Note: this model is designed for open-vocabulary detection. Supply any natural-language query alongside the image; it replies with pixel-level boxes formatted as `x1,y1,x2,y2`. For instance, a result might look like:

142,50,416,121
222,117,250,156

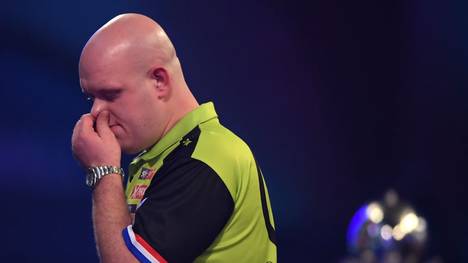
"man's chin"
120,143,145,155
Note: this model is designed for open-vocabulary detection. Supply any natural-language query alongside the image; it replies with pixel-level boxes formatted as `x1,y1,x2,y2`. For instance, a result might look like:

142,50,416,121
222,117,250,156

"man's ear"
151,67,170,100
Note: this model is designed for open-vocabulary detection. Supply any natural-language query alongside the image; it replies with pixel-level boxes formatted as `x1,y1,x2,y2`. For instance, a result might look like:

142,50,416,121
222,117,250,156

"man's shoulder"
195,120,253,164
187,121,254,199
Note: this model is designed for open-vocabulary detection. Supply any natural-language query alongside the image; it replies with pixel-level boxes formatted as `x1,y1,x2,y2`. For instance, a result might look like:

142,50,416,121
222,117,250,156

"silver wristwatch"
86,165,125,188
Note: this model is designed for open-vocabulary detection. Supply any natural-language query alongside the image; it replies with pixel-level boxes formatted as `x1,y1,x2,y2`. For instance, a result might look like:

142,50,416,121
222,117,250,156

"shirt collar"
132,102,218,163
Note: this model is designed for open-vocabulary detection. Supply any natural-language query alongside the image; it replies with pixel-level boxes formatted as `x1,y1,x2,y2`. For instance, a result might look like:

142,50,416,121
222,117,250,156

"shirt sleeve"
122,157,235,263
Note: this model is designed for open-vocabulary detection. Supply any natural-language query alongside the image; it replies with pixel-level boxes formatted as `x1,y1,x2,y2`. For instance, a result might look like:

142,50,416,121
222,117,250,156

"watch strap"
86,165,125,188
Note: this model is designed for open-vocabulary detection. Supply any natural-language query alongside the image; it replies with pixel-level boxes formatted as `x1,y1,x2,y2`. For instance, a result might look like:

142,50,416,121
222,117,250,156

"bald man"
72,13,276,263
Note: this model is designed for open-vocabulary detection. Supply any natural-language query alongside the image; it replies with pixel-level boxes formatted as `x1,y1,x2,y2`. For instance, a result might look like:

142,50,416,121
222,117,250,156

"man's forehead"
79,50,123,86
79,47,140,91
80,78,123,93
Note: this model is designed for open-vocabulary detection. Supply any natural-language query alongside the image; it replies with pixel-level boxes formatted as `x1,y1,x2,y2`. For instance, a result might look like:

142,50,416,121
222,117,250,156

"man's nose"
90,99,104,118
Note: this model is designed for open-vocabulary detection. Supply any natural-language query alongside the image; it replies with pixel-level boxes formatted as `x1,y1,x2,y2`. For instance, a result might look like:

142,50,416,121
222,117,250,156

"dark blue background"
1,0,467,262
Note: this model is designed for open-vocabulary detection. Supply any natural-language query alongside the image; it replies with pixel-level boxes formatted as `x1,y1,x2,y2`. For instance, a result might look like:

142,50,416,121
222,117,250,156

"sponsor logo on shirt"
139,167,156,180
130,184,148,200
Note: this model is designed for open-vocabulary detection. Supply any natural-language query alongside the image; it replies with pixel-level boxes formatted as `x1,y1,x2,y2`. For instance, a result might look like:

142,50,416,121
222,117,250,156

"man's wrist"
86,165,125,188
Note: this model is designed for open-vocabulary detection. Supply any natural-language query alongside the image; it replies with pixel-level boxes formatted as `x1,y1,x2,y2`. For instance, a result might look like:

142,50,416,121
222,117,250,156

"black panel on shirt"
132,126,235,263
255,160,277,246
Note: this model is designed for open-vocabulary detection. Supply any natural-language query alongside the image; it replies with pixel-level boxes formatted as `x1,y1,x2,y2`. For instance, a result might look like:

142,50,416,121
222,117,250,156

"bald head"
79,13,178,78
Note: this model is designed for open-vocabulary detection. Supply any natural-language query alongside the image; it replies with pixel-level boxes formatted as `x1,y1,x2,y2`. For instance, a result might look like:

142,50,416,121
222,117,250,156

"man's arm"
92,174,138,263
72,111,139,263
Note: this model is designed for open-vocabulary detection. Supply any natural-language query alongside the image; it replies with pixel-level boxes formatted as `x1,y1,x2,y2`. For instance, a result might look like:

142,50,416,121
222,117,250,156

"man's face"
79,54,164,154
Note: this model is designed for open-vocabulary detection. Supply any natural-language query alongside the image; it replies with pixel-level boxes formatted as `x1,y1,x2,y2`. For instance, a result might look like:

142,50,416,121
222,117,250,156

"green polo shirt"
122,102,277,263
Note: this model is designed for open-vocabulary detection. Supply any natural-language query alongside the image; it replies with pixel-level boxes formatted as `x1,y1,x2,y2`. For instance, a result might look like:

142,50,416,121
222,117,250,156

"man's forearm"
92,174,138,263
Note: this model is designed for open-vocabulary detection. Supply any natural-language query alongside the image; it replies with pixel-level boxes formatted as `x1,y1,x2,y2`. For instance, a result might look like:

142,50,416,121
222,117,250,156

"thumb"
96,111,111,138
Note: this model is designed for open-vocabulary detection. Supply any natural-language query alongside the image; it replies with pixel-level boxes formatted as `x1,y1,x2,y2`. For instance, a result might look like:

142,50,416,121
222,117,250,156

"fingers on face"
72,114,95,143
72,112,115,153
96,111,110,137
80,113,95,130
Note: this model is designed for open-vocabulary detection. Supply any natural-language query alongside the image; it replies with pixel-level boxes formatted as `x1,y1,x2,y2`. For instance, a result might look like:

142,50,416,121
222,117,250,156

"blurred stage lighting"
341,190,441,263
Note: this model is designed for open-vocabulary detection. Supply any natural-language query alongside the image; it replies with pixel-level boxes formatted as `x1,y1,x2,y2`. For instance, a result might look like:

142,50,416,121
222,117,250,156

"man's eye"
103,91,121,101
103,95,116,101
